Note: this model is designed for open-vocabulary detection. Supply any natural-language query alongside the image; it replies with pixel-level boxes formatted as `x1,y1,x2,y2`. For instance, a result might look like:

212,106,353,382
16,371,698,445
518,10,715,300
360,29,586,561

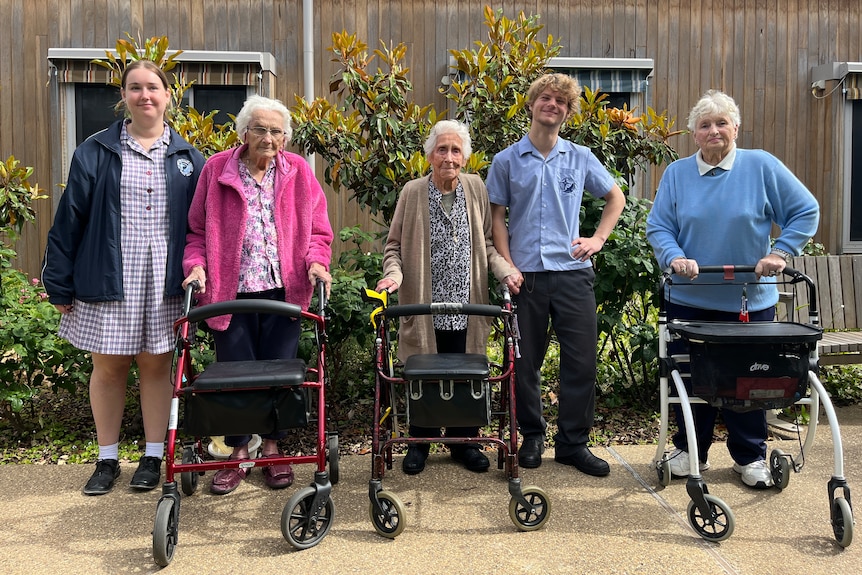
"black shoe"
83,459,120,496
130,456,162,490
518,437,545,469
555,447,610,477
451,446,490,473
402,445,429,475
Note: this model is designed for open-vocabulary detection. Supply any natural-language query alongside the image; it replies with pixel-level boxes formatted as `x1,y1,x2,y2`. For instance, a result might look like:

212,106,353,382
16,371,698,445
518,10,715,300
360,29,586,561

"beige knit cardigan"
381,173,518,362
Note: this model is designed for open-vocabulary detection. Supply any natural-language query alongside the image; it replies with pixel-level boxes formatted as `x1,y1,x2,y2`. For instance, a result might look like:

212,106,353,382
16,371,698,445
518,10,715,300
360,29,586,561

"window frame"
812,61,862,253
549,57,655,198
843,98,862,252
46,48,276,211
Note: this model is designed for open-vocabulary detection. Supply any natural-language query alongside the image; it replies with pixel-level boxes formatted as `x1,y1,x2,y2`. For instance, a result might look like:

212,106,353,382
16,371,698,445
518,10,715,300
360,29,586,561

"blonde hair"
526,73,582,119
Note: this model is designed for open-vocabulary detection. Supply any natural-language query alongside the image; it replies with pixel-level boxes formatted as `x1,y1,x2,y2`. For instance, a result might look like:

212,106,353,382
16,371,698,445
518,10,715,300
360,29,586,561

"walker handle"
183,280,200,316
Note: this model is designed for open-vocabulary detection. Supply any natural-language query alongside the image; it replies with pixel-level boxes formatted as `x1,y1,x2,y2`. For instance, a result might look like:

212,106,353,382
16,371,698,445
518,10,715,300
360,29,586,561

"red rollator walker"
364,287,551,538
152,280,338,566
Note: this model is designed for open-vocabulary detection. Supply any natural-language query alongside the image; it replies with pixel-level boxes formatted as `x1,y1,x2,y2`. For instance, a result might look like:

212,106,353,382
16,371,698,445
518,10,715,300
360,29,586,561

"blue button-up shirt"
486,135,615,272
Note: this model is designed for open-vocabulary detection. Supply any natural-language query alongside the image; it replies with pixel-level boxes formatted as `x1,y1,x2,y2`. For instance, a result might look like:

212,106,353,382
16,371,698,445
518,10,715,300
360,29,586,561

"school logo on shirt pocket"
558,168,580,194
177,158,194,177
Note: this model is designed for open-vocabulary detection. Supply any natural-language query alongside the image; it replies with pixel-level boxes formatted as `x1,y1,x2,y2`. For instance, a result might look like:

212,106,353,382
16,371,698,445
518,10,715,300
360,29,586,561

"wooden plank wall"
789,255,862,329
1,0,861,276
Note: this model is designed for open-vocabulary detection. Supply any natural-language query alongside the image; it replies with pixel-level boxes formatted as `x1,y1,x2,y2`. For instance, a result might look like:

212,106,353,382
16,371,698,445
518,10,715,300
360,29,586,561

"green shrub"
0,155,47,240
0,262,91,431
291,31,436,225
821,365,862,405
445,6,560,165
291,7,685,410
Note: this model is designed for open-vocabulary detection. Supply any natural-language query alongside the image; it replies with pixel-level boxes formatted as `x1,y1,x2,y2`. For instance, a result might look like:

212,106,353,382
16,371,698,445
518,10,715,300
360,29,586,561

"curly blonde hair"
526,73,582,120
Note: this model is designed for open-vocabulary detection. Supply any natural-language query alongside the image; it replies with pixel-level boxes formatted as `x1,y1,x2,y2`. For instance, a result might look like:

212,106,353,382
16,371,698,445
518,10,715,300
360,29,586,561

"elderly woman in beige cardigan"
376,120,518,475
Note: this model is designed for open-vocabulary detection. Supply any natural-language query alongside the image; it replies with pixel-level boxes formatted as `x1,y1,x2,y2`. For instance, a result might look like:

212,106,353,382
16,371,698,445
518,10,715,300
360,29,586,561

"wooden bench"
782,255,862,366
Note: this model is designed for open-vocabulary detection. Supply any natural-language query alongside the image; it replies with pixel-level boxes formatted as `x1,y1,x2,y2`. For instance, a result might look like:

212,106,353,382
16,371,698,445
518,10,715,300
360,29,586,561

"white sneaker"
667,448,710,477
733,459,774,489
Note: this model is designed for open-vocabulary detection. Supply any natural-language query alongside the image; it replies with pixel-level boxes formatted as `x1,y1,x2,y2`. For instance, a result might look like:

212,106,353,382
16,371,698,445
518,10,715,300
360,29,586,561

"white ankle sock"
98,443,119,461
144,442,164,459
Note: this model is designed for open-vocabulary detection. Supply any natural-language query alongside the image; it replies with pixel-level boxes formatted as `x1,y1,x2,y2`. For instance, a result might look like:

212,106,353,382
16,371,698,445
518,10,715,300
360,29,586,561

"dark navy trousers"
666,300,774,465
212,288,302,448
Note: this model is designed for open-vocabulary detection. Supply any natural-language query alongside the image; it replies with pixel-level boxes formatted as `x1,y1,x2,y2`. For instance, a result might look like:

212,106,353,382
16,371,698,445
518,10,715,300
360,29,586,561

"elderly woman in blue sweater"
646,89,819,489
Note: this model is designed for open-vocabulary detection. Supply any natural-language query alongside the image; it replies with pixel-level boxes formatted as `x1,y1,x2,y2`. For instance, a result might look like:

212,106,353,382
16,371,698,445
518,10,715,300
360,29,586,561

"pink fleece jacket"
183,145,333,331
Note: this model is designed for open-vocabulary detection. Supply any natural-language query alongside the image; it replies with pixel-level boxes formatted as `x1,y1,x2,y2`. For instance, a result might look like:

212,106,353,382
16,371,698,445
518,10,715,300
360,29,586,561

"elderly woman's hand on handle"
183,265,207,294
308,262,332,299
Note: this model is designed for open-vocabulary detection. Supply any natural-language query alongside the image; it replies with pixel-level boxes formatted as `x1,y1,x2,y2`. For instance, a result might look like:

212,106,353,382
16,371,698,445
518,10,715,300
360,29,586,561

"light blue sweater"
646,148,819,313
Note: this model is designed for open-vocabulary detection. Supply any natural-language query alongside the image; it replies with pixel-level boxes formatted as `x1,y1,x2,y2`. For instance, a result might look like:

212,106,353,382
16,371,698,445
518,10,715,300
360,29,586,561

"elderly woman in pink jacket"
182,95,333,495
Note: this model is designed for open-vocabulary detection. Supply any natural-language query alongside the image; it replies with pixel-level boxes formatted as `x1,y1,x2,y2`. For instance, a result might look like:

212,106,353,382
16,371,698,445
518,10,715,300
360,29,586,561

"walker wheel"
180,446,200,496
281,486,335,550
831,497,854,548
369,490,405,538
327,433,340,485
687,494,735,542
657,459,672,487
152,497,179,567
769,449,791,490
509,486,551,531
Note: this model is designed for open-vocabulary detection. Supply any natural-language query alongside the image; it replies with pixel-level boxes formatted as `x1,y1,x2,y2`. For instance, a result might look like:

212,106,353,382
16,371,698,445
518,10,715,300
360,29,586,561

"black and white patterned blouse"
428,178,471,331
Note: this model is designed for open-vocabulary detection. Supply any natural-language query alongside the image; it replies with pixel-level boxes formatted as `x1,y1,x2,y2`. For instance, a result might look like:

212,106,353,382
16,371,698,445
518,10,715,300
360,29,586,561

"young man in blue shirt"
487,73,626,476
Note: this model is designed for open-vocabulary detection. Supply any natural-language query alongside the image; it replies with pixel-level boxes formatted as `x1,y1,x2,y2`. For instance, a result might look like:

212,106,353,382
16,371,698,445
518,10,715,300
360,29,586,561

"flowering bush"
0,258,91,430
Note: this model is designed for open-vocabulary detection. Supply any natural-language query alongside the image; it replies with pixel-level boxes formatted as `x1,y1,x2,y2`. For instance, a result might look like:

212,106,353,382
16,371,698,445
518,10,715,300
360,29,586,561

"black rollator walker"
363,287,551,538
152,280,338,566
655,265,853,546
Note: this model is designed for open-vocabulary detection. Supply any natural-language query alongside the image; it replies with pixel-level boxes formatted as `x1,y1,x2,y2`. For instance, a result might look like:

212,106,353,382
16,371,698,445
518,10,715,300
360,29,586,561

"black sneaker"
130,456,162,490
83,459,120,496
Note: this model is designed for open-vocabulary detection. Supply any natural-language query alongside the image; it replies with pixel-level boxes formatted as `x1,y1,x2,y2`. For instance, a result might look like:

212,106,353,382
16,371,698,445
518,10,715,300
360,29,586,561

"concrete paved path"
1,405,860,574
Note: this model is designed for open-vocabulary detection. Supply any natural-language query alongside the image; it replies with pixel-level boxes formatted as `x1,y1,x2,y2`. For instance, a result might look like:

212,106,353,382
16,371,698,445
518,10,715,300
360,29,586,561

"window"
74,84,121,146
550,58,654,110
550,57,654,197
72,84,248,147
813,61,862,253
47,49,276,208
849,99,862,244
187,85,248,127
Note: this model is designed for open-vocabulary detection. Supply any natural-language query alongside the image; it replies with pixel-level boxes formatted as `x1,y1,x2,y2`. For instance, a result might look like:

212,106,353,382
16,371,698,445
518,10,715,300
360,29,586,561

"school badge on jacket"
177,158,194,177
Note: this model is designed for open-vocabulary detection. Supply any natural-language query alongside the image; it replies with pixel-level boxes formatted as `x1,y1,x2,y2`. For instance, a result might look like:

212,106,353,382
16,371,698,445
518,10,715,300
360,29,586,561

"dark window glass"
75,84,121,145
191,86,247,126
603,93,631,110
851,100,862,241
73,84,246,145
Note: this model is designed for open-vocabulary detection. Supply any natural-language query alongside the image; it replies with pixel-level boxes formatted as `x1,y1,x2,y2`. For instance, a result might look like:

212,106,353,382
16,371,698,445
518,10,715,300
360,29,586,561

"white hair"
234,94,293,142
423,120,472,161
687,89,741,132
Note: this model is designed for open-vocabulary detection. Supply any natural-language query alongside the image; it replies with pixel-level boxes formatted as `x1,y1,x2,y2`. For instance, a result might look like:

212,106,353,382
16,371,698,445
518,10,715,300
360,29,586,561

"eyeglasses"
246,126,285,138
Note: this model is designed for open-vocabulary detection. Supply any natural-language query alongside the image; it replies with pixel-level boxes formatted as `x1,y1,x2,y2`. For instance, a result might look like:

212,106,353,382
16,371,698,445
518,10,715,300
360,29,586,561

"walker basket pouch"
674,321,822,411
183,358,309,436
404,353,491,427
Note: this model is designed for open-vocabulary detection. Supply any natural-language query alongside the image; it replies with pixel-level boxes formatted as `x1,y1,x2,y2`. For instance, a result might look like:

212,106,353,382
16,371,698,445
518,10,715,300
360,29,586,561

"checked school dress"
58,123,183,356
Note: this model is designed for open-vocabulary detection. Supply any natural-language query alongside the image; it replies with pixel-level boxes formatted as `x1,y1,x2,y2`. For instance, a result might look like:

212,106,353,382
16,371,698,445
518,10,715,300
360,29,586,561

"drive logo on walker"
749,362,771,372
